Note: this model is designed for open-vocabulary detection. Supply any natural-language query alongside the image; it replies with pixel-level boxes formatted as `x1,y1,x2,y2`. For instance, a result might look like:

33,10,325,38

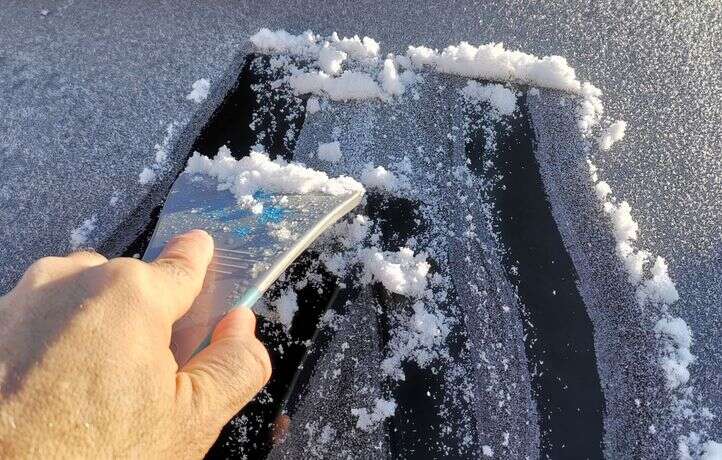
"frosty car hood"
0,1,720,458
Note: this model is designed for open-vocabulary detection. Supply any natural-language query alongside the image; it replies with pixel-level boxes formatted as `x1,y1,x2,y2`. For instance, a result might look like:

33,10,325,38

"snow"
679,433,722,460
306,97,321,114
323,214,371,249
604,200,639,244
598,120,627,150
318,44,347,75
249,28,318,55
701,441,722,460
138,122,177,185
482,445,494,457
616,241,650,284
380,300,451,381
380,58,405,96
317,141,343,163
594,180,612,200
186,78,210,103
69,216,97,249
275,288,299,330
360,164,404,192
637,256,681,306
359,247,430,298
138,167,156,185
461,81,517,117
406,41,582,93
0,7,718,459
185,145,364,214
289,70,383,101
577,82,604,134
654,315,694,390
351,398,397,431
329,32,380,59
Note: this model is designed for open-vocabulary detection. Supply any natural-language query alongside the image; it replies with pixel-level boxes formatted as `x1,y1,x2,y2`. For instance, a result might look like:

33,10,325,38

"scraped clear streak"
142,171,364,365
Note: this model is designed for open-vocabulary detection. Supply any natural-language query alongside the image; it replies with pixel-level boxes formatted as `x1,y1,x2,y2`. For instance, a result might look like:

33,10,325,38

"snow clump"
360,164,407,192
598,120,627,150
359,247,430,298
653,315,694,390
351,398,397,432
186,78,210,103
185,145,364,214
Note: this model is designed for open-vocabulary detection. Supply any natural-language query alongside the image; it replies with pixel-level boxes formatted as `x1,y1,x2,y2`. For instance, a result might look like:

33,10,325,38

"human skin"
0,230,271,458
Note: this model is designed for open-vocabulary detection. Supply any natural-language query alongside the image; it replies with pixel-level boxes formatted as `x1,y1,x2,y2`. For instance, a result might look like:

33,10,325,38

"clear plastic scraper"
143,171,363,366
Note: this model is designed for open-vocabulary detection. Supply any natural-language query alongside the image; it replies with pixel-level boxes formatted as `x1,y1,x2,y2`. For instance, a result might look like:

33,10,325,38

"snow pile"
329,32,380,59
406,41,581,93
186,78,210,103
637,257,681,306
185,146,364,214
69,215,97,249
653,315,694,390
461,81,517,118
350,398,397,431
251,29,393,101
250,28,627,149
380,58,405,96
359,247,430,298
482,445,494,457
250,29,379,61
317,141,343,163
288,70,382,101
318,43,347,75
577,82,604,134
598,120,627,150
597,192,681,307
250,28,319,55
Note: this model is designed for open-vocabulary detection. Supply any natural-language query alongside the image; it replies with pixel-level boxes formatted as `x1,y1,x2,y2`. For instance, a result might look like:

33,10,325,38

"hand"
0,230,271,459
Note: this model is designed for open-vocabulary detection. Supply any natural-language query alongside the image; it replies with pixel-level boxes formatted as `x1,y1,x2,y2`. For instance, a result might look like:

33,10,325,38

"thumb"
150,229,214,322
176,308,272,428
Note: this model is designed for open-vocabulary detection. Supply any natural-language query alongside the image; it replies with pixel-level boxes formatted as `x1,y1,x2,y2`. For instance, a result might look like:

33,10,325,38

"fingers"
149,230,214,322
176,308,271,431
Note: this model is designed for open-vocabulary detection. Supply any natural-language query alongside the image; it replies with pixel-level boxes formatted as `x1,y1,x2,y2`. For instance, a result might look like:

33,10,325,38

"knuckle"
157,255,196,281
28,256,64,273
23,256,66,282
102,258,153,294
69,250,108,265
241,338,273,386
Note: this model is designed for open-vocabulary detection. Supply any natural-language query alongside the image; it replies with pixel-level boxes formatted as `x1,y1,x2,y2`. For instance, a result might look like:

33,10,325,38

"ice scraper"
142,170,363,366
